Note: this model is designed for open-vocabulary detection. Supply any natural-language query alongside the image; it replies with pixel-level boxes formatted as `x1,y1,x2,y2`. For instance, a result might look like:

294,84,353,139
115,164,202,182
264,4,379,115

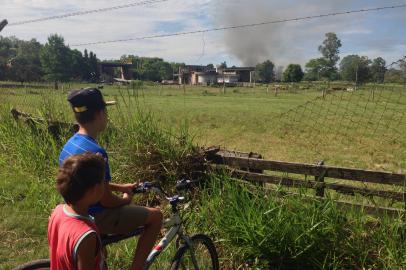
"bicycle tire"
171,234,219,270
12,259,50,270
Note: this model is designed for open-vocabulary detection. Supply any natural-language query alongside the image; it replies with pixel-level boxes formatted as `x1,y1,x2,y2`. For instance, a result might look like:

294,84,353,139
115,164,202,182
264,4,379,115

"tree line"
0,33,405,84
0,34,99,83
0,34,185,83
255,32,406,84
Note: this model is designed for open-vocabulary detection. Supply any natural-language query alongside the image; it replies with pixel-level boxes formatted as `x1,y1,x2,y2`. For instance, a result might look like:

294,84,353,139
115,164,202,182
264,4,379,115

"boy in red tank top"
48,153,106,270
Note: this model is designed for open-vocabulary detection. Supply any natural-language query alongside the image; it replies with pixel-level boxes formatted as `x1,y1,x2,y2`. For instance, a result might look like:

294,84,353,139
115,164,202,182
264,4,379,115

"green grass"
0,155,52,269
2,83,405,171
0,81,405,269
194,175,406,269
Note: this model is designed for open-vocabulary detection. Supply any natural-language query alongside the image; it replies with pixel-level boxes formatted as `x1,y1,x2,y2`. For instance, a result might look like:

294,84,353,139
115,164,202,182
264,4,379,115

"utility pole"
0,19,8,32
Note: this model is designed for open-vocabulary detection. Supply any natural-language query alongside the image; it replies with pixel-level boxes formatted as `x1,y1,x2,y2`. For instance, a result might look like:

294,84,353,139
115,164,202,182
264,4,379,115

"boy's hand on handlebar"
122,192,133,204
119,183,138,195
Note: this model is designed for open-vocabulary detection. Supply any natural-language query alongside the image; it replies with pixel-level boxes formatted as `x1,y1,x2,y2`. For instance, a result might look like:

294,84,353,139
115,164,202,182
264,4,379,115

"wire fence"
1,80,405,172
274,84,406,158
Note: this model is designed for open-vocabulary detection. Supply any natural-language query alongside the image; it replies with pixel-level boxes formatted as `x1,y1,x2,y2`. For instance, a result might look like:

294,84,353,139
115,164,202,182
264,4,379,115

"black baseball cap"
68,88,116,113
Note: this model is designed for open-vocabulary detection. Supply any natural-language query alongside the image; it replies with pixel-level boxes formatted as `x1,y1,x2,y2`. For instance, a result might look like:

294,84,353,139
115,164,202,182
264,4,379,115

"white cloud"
341,28,372,35
1,0,405,66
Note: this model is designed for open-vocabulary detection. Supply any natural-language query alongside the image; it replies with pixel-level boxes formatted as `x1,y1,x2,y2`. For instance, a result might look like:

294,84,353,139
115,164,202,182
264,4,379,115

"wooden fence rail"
205,147,406,215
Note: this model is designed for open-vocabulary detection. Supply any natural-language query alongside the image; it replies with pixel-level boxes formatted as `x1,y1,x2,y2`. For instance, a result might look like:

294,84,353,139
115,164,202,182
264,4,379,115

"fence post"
315,160,326,197
372,87,375,101
403,179,406,210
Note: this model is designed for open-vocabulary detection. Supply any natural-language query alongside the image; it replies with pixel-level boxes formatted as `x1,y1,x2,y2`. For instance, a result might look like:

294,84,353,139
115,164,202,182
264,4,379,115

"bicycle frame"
144,211,181,269
103,183,201,270
144,187,198,269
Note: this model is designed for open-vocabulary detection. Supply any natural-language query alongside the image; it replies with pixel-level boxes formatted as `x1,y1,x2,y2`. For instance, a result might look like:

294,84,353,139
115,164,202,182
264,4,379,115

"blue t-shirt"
59,133,111,215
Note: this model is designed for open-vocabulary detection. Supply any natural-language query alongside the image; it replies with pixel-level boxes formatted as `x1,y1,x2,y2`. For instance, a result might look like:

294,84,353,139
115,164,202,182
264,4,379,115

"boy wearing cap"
59,88,162,270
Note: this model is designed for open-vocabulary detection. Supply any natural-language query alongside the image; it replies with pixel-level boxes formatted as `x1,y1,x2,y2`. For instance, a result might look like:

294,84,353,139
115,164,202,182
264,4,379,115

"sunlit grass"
0,82,405,269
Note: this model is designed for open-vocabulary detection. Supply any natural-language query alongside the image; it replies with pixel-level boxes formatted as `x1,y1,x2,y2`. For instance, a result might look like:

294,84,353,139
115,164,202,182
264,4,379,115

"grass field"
0,82,405,269
2,82,405,170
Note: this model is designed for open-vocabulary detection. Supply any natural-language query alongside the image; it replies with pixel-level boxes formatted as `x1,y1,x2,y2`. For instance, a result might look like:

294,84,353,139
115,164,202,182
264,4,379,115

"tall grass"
0,90,200,269
1,86,405,269
191,174,406,269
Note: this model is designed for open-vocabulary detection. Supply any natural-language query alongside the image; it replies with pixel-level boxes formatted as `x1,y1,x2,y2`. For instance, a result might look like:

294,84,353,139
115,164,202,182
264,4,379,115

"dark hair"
57,153,105,204
73,108,104,125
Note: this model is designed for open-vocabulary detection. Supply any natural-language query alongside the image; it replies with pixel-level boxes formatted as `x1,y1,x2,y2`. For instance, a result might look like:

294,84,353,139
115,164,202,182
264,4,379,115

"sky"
1,0,405,67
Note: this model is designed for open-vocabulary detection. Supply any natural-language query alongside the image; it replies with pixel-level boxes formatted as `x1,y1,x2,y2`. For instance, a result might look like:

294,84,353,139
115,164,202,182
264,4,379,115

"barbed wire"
8,0,170,26
70,3,406,46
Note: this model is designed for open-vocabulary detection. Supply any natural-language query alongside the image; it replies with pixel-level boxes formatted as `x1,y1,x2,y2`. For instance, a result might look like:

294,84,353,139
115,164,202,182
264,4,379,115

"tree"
319,32,342,67
88,51,99,82
400,59,406,73
206,63,214,69
0,36,17,80
385,60,406,83
70,49,85,80
80,49,93,81
283,64,304,82
318,32,342,79
385,68,404,83
158,61,173,80
274,66,284,82
339,55,371,84
303,58,329,81
255,60,275,83
40,34,72,82
1,38,43,82
370,57,386,83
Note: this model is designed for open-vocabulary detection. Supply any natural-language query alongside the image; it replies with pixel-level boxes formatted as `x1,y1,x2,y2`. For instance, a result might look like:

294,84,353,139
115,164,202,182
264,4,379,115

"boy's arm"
76,233,97,270
109,182,137,194
99,182,133,207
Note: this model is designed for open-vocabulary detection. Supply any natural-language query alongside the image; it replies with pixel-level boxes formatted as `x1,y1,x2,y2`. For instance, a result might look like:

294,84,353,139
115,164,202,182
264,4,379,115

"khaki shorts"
94,204,149,235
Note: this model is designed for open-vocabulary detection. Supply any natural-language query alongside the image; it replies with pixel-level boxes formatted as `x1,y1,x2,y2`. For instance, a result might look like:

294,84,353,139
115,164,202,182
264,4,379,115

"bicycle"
13,180,219,270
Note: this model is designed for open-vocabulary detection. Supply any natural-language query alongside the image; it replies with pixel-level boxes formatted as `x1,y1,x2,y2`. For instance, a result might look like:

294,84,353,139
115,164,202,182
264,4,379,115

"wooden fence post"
403,188,406,210
315,160,326,197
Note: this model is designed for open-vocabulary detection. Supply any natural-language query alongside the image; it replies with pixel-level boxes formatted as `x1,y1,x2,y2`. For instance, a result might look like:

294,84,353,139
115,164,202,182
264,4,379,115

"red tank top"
48,204,105,270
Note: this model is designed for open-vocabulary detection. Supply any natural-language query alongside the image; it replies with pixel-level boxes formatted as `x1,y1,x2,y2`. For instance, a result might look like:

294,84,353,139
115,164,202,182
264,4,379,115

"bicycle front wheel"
171,234,219,270
12,259,50,270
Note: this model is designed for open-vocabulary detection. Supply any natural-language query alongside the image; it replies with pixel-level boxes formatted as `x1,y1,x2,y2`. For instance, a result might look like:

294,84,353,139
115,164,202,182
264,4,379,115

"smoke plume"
210,0,356,66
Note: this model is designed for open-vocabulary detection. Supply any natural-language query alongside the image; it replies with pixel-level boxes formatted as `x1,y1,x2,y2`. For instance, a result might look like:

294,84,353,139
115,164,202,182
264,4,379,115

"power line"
71,3,406,47
8,0,169,26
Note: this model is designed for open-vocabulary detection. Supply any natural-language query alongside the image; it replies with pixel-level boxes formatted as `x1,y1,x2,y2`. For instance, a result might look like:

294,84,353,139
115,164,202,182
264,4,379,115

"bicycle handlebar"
175,179,200,191
132,181,156,194
132,179,200,198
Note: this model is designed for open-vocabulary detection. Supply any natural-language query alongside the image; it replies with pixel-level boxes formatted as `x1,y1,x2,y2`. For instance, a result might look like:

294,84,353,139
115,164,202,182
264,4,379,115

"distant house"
100,62,133,82
175,65,255,85
217,72,239,84
216,66,255,85
176,65,215,85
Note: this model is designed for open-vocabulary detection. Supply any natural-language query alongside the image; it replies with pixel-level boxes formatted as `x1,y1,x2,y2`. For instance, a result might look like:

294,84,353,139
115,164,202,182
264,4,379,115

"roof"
223,67,255,72
101,62,132,67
